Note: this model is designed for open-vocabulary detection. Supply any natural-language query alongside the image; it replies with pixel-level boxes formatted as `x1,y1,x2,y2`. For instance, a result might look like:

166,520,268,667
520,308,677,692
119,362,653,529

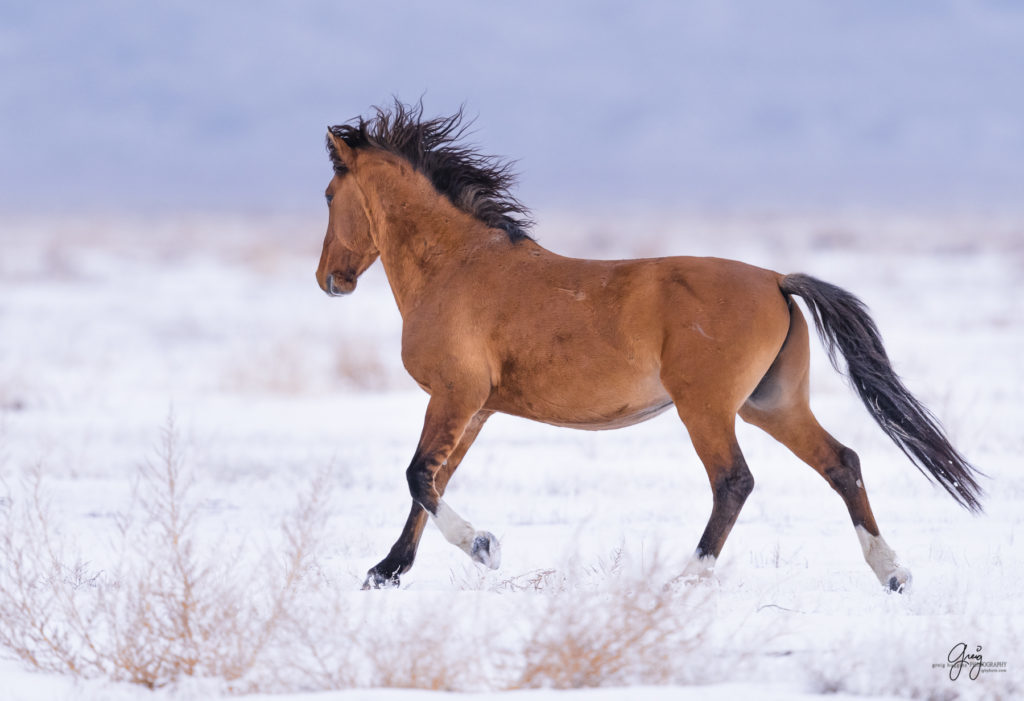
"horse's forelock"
326,122,369,176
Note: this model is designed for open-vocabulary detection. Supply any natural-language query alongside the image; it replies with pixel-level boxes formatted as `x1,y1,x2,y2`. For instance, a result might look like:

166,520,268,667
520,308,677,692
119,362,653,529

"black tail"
780,273,983,512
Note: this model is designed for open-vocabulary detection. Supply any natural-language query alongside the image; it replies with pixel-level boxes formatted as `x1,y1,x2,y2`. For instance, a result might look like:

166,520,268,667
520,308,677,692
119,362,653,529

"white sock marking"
431,500,476,553
855,525,910,587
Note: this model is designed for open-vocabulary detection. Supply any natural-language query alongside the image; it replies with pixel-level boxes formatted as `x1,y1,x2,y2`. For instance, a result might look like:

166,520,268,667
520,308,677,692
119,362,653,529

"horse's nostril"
324,272,354,296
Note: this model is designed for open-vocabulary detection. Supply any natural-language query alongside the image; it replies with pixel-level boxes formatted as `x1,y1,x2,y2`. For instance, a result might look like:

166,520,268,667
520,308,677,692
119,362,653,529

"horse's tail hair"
779,273,983,512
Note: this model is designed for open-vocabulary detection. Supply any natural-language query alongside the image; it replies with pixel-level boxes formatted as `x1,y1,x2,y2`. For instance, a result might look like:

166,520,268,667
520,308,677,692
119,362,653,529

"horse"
315,101,982,592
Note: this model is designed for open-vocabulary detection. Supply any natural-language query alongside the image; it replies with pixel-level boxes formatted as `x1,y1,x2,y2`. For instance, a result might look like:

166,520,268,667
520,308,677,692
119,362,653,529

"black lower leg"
695,455,755,559
823,445,881,536
405,451,441,514
363,502,428,589
362,454,438,589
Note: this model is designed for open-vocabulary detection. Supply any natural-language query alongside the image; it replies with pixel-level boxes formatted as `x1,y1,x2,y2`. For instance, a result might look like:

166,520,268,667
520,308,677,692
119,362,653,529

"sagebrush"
0,420,725,693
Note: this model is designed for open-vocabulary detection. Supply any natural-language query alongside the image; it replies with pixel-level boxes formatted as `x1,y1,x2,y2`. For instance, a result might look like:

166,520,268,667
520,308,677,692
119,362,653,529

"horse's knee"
406,456,438,513
824,447,863,498
838,446,861,471
714,458,755,506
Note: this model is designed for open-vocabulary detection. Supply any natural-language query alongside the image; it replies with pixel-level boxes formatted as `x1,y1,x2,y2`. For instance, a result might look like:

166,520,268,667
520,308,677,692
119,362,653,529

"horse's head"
316,131,379,297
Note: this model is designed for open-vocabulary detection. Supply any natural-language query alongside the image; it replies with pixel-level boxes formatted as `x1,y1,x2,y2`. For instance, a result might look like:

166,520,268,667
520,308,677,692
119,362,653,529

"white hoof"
674,553,716,584
884,566,912,593
856,526,911,594
686,553,716,576
470,531,501,569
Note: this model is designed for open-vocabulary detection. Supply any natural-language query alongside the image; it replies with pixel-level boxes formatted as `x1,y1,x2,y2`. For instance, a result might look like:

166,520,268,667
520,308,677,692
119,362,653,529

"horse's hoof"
470,531,501,569
885,566,912,594
681,553,716,580
361,568,401,590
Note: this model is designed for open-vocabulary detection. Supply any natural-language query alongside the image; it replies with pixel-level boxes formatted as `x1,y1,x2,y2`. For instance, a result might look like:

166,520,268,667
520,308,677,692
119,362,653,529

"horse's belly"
484,374,674,431
537,398,675,430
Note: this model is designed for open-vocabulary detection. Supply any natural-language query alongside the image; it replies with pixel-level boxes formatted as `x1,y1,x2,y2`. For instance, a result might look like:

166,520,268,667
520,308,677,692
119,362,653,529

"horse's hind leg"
739,305,911,591
362,409,493,589
742,400,910,591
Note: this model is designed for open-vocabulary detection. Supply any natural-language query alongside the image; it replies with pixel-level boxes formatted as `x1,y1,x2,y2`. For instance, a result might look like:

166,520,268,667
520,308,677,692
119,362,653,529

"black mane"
327,100,534,242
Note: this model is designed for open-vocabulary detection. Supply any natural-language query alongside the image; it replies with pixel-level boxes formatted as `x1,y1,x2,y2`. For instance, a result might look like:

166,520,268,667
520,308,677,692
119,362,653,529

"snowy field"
0,213,1021,700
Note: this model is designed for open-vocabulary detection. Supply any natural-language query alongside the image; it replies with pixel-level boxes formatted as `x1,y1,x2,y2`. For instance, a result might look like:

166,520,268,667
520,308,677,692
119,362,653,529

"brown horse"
316,102,982,592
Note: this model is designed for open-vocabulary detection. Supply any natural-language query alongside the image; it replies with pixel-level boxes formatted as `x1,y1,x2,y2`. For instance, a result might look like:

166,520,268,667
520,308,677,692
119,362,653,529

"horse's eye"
325,194,334,206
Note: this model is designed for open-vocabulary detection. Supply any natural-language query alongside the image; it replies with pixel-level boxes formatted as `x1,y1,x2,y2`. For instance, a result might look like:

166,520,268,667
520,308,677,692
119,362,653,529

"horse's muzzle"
324,272,356,297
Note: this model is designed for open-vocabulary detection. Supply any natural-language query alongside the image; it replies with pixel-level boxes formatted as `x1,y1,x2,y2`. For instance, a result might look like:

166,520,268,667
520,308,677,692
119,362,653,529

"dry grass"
222,341,314,395
0,416,332,691
513,580,686,688
359,606,493,691
333,345,392,391
0,421,735,694
222,340,395,394
314,554,722,692
444,549,723,689
510,553,718,689
6,417,924,698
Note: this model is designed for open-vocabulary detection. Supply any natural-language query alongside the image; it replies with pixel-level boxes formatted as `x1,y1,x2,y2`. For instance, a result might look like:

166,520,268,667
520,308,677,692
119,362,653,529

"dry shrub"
294,552,721,692
359,601,494,691
443,549,723,689
1,420,733,694
221,342,318,395
222,341,394,394
510,553,716,689
334,345,391,391
0,416,333,691
455,567,563,592
281,579,504,691
515,585,679,688
0,466,92,677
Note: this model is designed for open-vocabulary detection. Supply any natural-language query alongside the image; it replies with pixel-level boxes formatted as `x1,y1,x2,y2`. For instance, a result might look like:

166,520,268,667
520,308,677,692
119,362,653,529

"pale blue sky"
3,1,1023,214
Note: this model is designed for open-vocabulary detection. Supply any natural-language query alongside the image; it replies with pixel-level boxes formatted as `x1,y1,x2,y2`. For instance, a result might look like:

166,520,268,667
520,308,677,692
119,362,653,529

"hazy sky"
3,1,1023,215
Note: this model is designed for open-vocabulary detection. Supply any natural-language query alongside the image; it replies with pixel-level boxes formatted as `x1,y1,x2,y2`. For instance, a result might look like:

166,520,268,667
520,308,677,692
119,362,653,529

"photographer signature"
947,642,983,681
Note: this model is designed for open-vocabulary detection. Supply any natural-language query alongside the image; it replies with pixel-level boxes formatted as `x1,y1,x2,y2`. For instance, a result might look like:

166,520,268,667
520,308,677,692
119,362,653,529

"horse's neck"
368,182,489,317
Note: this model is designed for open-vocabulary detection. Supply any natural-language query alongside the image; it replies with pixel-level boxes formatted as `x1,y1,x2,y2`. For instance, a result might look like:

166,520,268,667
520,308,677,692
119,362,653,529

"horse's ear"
326,130,356,171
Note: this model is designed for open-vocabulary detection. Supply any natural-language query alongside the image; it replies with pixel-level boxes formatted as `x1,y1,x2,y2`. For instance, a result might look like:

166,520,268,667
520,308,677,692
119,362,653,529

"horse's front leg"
408,396,501,569
362,409,493,589
362,386,496,588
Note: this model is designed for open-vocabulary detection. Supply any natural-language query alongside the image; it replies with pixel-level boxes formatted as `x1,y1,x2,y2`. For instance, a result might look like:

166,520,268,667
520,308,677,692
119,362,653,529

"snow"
0,212,1021,699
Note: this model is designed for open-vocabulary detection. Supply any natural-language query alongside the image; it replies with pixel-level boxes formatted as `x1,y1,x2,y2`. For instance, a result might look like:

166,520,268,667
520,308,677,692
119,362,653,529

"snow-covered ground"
0,213,1021,700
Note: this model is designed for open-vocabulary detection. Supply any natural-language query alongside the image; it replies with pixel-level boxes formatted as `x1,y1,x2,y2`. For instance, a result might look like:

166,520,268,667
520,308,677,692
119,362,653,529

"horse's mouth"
325,272,356,297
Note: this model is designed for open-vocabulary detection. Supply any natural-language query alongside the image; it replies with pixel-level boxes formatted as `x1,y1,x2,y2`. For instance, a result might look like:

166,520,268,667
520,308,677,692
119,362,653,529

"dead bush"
334,345,392,391
0,416,333,691
1,421,739,694
510,555,716,689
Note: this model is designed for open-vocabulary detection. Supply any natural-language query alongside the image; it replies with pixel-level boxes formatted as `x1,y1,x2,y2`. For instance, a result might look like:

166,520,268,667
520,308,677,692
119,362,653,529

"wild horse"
315,101,981,592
